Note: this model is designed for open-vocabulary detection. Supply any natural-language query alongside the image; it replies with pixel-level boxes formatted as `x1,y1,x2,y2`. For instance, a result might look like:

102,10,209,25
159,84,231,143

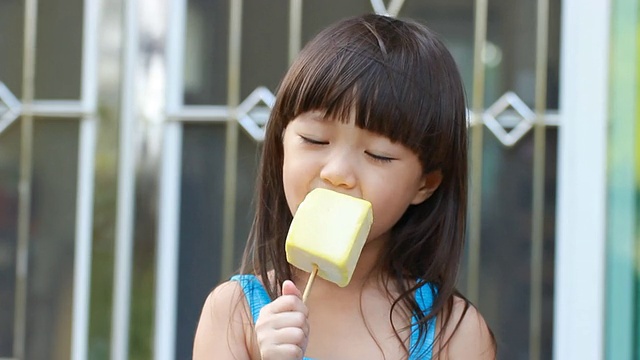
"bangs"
284,51,428,150
272,15,465,173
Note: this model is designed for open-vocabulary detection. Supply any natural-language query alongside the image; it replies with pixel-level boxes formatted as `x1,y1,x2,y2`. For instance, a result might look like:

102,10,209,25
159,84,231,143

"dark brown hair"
241,13,486,356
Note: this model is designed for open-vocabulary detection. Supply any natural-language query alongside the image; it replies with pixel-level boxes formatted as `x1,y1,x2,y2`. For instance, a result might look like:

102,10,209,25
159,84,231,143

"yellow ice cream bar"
285,188,373,287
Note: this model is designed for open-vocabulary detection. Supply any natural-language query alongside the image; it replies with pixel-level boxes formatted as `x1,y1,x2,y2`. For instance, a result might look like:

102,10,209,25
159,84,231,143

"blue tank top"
231,274,436,360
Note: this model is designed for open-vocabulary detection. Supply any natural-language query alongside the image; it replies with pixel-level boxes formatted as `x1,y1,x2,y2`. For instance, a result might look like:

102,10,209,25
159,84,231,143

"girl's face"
282,111,441,242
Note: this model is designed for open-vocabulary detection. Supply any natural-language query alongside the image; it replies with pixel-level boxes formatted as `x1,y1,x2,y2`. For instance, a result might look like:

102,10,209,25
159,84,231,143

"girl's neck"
349,233,387,285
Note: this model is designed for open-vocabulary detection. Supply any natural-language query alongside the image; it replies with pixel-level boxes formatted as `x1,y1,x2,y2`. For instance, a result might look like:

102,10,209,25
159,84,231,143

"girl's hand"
255,280,310,360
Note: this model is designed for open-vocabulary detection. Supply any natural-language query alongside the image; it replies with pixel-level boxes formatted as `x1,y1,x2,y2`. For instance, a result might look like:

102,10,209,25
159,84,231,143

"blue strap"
230,274,272,324
409,283,437,360
231,274,436,360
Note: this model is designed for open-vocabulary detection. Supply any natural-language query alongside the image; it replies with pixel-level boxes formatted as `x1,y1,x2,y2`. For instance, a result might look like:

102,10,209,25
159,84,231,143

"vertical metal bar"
13,0,38,357
221,0,243,278
288,0,302,64
530,1,549,359
72,118,97,360
111,0,138,358
554,0,609,358
153,122,183,360
467,0,488,304
153,0,185,357
71,0,99,358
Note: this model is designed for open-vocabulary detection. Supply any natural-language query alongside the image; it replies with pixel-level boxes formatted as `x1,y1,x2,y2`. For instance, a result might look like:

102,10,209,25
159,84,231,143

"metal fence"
0,0,570,359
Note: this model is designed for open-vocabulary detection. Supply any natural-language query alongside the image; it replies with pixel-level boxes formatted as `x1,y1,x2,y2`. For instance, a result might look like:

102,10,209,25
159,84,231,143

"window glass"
240,0,288,100
0,122,20,357
26,120,79,359
175,122,261,359
35,0,83,99
0,1,24,97
402,0,561,109
474,129,557,359
184,0,229,105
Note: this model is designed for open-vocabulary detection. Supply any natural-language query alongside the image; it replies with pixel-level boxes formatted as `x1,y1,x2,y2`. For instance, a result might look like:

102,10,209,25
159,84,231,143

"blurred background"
0,0,637,359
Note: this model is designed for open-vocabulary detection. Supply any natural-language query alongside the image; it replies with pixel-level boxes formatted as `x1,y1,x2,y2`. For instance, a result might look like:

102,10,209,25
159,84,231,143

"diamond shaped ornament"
370,0,405,17
0,82,22,135
237,87,275,142
483,92,536,147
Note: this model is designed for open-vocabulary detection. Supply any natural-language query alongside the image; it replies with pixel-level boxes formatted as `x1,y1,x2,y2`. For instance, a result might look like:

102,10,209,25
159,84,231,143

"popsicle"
285,188,373,303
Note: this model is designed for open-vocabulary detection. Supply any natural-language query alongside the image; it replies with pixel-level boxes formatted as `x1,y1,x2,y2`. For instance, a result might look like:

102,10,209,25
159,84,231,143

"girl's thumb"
281,280,302,298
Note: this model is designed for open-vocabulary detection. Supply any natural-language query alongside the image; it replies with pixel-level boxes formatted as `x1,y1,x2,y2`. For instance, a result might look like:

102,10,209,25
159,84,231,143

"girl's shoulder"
199,280,249,329
193,280,254,359
434,295,496,359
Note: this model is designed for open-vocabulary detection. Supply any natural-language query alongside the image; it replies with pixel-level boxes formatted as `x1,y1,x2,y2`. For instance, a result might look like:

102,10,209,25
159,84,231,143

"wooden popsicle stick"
302,264,318,304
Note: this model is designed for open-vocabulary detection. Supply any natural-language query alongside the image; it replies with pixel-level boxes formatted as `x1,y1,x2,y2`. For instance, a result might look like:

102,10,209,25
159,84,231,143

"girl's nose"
319,153,357,189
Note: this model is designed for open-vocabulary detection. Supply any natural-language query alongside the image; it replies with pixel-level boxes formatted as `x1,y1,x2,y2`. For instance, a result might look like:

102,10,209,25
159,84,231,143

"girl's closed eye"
299,134,329,145
365,151,397,163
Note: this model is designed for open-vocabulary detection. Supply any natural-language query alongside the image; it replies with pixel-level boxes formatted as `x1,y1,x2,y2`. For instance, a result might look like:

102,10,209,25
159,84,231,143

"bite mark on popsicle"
285,188,373,303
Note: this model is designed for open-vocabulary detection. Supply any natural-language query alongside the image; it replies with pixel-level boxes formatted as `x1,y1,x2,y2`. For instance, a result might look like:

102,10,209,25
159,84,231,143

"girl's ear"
411,170,442,205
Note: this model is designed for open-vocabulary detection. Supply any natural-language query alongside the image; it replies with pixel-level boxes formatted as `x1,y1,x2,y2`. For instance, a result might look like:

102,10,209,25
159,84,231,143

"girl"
194,14,496,359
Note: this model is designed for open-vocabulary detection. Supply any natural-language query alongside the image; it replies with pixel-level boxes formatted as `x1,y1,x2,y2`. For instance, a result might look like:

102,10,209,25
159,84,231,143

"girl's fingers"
255,280,310,360
261,343,304,360
256,325,308,360
273,326,307,346
259,310,307,330
257,326,307,346
282,280,302,298
263,294,308,315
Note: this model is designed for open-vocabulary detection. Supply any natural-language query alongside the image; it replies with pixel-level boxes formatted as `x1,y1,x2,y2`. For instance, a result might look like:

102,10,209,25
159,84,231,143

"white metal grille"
0,0,611,359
